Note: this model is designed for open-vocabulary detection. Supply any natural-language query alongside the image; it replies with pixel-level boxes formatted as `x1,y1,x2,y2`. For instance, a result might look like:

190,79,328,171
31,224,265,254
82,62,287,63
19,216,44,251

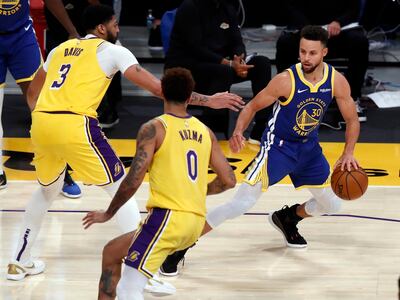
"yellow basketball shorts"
30,112,124,186
124,208,205,278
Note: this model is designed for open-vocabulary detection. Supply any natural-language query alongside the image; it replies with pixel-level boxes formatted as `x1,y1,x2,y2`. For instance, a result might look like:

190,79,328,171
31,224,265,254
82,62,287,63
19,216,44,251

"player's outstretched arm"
333,71,360,171
44,0,79,39
189,91,245,112
124,64,163,99
207,130,236,195
83,119,159,229
229,72,287,152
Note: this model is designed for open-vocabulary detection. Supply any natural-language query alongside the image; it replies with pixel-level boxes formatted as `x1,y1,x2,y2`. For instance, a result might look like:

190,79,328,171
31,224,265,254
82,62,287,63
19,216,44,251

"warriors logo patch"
293,98,326,136
0,0,22,15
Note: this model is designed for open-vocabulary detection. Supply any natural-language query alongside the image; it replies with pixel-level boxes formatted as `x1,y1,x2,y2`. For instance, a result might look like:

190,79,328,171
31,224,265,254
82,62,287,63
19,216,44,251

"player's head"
161,68,195,104
299,25,329,74
82,5,119,44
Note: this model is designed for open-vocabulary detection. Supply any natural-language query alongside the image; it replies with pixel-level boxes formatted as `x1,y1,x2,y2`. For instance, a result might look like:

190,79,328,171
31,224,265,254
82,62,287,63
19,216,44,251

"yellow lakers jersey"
34,38,111,117
147,114,212,217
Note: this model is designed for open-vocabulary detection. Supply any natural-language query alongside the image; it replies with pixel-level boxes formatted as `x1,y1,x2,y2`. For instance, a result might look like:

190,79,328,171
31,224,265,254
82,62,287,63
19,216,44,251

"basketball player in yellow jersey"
7,4,242,288
82,68,236,300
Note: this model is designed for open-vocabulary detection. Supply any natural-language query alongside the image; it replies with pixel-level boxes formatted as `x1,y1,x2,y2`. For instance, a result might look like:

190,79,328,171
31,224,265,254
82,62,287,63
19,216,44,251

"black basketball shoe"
268,205,307,248
0,172,7,190
160,247,192,276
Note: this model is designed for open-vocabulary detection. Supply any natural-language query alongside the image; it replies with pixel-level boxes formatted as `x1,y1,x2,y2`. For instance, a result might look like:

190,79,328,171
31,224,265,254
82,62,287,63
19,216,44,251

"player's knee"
323,195,342,214
41,176,64,201
313,188,342,214
102,240,124,265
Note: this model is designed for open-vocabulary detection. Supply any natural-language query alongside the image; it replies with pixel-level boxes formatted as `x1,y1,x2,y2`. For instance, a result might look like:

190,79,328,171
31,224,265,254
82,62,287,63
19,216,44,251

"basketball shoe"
62,171,82,198
6,259,45,281
268,205,307,248
159,247,191,276
0,171,6,189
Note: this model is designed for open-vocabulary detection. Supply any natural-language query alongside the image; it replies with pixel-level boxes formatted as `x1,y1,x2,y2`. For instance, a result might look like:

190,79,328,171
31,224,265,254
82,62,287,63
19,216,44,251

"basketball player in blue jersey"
0,0,82,195
6,4,242,288
158,25,361,276
82,67,236,299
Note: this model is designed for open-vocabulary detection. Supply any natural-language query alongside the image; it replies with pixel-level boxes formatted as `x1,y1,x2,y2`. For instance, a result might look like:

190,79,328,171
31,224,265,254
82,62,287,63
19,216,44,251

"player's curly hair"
162,68,195,103
82,4,114,32
301,25,329,47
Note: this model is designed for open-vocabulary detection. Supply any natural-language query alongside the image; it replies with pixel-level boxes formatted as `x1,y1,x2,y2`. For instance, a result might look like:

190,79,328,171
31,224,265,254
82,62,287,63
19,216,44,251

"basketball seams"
331,166,368,201
344,172,351,200
333,170,347,198
347,172,363,200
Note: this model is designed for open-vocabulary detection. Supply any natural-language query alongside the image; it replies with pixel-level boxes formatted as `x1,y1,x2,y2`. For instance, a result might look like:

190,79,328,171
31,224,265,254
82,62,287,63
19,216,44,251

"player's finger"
227,93,244,104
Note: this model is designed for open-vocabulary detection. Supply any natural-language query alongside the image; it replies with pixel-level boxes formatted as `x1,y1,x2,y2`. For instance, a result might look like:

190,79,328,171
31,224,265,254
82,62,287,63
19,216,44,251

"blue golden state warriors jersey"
264,63,335,142
0,0,31,32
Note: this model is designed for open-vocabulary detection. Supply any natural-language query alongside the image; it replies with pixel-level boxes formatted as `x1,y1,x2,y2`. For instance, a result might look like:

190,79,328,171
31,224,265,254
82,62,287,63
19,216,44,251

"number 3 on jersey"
186,150,198,181
51,64,71,89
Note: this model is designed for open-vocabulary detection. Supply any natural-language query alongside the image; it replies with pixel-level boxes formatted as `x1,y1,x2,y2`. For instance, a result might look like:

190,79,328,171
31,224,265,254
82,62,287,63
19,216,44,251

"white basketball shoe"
6,259,45,281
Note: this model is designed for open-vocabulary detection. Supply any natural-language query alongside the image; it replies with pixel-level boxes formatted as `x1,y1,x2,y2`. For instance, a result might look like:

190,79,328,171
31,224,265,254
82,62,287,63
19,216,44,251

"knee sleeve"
305,187,342,216
41,171,65,200
103,177,141,233
207,182,262,228
117,267,147,300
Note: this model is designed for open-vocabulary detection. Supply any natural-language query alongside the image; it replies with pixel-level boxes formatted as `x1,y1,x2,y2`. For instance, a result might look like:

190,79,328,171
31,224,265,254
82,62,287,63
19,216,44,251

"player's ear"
323,47,328,58
96,24,106,35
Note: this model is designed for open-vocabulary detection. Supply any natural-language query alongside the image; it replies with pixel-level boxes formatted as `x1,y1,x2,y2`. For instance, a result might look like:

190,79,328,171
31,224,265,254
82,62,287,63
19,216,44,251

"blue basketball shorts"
244,133,331,190
0,23,42,86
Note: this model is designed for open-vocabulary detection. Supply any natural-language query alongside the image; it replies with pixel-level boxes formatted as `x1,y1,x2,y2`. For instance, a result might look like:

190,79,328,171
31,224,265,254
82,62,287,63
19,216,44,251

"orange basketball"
330,165,368,200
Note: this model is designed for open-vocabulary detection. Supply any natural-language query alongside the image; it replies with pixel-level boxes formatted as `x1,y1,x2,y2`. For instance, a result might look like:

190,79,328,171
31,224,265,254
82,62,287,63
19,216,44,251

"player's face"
105,16,119,44
299,38,327,74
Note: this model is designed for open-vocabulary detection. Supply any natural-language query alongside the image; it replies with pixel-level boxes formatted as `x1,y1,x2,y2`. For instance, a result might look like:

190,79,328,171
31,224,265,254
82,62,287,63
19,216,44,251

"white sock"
103,177,141,234
13,173,64,263
117,266,147,300
0,87,4,174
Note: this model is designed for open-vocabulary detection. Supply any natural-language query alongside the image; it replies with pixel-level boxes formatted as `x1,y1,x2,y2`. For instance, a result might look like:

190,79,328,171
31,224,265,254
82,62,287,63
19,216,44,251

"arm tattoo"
100,269,114,297
106,122,156,217
189,92,209,106
135,65,142,72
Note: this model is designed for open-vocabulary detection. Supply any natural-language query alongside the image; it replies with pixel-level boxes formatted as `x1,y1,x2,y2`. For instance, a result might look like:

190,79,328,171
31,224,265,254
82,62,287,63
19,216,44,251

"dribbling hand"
82,210,112,229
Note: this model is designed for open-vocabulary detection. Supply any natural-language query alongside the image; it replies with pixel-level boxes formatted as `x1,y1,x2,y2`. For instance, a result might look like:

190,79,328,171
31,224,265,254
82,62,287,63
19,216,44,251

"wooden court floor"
1,138,400,299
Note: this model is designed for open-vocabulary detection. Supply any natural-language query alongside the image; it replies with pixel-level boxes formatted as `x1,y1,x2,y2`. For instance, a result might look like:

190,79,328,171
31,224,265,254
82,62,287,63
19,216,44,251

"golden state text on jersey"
265,63,335,142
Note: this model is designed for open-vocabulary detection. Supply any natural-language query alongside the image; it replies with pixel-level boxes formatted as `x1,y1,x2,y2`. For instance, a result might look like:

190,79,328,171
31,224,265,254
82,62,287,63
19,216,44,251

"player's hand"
334,153,359,171
82,210,112,229
208,91,245,111
229,131,246,153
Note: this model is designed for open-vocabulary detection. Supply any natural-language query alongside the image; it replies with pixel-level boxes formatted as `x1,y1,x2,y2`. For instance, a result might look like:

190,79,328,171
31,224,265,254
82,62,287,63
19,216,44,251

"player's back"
34,38,112,117
147,114,212,217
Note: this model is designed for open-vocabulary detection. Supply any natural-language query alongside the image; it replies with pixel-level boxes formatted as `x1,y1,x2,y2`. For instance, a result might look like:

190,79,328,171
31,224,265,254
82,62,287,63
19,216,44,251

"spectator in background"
165,0,272,141
146,0,183,50
275,0,369,122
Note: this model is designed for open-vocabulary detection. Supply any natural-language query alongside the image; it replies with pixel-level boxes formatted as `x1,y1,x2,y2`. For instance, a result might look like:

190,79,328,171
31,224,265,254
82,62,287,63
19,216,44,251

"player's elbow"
224,175,237,190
